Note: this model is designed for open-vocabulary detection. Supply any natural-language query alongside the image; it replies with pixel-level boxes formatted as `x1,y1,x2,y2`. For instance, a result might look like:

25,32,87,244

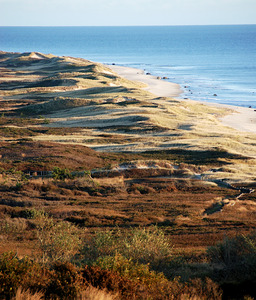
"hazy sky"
0,0,255,26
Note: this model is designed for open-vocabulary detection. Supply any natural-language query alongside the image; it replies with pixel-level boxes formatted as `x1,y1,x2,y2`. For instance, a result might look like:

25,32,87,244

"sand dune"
1,51,256,183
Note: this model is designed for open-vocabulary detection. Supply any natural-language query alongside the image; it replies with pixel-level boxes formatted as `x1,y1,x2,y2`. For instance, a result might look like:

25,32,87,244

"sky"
0,0,256,26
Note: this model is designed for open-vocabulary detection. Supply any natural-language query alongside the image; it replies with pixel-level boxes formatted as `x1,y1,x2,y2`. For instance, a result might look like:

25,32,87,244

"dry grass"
77,286,119,300
12,286,119,300
13,288,44,300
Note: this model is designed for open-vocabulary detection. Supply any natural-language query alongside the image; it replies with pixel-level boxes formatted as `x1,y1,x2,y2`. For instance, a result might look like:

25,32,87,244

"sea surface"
1,25,256,108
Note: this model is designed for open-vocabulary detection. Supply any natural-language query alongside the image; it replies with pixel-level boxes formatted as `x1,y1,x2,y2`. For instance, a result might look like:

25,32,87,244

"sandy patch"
219,105,256,133
29,52,47,60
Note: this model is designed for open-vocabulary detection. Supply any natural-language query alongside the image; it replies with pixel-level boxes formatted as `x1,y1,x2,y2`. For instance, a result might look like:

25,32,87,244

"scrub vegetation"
0,51,256,299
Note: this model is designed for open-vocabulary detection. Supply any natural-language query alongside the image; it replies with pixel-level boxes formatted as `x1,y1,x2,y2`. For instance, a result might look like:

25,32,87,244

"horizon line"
1,24,256,27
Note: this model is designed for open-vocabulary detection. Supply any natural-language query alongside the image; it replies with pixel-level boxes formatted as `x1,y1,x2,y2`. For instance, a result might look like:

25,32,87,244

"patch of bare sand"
28,52,47,60
218,105,256,133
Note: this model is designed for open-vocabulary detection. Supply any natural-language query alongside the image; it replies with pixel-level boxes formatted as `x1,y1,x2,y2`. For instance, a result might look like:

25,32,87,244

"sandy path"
108,64,256,134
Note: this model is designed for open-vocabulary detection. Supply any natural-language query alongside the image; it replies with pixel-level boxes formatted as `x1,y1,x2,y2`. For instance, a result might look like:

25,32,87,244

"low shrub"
207,231,256,282
14,208,45,220
0,252,222,300
180,277,223,300
35,214,81,264
95,253,169,287
95,255,222,299
81,265,138,299
45,262,83,299
77,285,119,300
80,226,173,270
0,218,27,236
0,252,35,299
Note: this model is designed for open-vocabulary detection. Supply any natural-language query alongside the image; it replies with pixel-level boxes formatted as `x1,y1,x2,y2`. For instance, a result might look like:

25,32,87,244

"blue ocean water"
1,25,256,107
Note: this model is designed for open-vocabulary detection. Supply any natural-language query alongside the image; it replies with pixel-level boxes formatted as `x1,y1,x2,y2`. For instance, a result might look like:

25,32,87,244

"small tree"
52,167,73,181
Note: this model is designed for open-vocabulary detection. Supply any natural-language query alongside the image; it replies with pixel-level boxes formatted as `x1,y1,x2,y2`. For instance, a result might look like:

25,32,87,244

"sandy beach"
108,65,182,98
108,64,256,134
218,105,256,133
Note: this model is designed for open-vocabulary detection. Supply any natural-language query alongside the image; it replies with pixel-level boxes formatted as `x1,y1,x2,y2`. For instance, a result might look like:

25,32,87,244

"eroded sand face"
1,51,256,183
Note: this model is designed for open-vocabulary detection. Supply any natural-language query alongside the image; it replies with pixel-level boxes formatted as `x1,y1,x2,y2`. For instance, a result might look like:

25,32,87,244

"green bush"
35,214,81,264
52,167,73,181
95,253,168,286
19,208,45,219
122,226,173,267
80,226,173,269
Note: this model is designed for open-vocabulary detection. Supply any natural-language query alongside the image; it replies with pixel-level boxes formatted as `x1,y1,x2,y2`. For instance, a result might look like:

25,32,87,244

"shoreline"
107,64,256,134
107,64,182,98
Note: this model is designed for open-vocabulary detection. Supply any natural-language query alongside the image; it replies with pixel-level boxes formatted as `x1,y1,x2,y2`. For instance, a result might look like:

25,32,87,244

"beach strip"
108,64,256,134
107,64,182,98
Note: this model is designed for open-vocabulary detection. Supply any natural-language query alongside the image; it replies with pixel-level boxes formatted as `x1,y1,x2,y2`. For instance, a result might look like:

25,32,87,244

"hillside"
0,51,256,299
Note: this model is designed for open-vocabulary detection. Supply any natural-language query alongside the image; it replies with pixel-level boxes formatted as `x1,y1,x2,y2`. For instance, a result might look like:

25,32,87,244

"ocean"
1,25,256,108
